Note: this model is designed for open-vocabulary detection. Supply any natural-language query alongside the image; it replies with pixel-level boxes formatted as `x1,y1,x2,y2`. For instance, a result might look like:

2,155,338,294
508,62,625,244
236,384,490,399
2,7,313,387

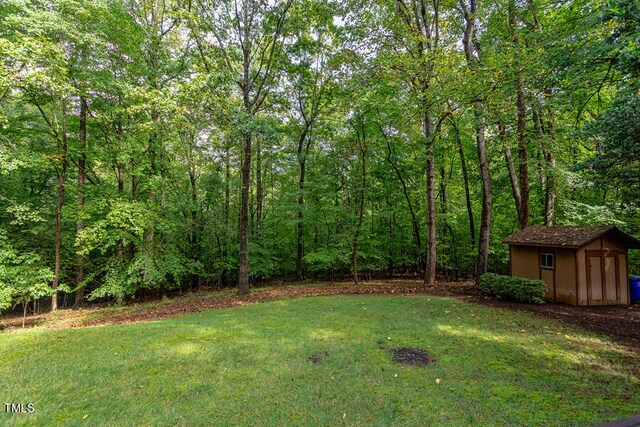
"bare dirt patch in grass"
390,347,433,366
308,351,329,364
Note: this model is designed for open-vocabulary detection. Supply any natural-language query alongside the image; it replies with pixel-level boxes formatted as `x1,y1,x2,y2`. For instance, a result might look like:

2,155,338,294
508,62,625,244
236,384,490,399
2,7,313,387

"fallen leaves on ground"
2,279,639,353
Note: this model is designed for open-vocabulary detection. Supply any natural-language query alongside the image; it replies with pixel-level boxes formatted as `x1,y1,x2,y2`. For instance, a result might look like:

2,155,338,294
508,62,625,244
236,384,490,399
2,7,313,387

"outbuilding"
502,226,640,305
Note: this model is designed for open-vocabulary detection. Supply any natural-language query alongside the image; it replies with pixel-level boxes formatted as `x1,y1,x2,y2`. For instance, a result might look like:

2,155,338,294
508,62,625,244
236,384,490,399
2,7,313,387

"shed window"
540,252,555,269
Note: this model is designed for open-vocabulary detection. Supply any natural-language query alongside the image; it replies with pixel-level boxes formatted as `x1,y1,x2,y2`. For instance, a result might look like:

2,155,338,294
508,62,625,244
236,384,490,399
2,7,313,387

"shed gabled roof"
502,226,640,249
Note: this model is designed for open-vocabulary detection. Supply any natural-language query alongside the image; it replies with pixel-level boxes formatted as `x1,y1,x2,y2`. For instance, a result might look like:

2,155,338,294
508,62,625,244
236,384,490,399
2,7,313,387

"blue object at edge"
630,276,640,304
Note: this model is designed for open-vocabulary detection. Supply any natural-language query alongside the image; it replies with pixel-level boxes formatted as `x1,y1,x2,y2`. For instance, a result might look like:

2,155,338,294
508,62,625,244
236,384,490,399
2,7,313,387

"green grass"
1,296,638,426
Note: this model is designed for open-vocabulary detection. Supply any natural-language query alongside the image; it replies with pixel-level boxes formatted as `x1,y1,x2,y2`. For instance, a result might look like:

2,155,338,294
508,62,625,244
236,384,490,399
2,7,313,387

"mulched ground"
2,280,639,352
458,293,640,352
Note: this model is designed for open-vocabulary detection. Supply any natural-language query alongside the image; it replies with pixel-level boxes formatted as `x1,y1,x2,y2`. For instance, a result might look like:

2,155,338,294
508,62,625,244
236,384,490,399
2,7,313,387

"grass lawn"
1,295,638,426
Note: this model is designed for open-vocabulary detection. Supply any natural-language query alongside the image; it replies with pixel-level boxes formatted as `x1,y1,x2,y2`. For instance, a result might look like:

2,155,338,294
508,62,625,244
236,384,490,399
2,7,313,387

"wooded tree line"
0,0,638,311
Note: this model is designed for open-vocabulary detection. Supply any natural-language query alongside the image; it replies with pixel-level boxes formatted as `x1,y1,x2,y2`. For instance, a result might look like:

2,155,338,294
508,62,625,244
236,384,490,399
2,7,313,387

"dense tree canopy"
0,0,638,312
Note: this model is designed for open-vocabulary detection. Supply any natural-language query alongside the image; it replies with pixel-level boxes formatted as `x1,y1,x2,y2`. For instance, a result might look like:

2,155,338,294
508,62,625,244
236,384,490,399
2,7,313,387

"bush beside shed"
502,226,640,305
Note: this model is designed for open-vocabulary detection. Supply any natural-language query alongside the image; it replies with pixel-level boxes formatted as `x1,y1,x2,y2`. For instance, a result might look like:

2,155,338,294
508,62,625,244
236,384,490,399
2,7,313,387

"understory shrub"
478,273,546,304
0,230,54,314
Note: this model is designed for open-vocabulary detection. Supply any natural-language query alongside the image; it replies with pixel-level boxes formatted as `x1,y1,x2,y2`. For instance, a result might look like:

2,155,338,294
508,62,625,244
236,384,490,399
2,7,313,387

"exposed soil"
0,280,465,330
390,347,433,366
1,279,639,352
457,293,640,352
308,351,329,364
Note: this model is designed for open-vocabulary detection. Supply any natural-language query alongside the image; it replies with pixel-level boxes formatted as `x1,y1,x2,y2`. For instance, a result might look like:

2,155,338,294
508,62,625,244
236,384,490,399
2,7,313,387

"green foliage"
0,230,53,313
558,200,626,227
585,89,640,205
88,248,193,301
604,0,640,76
1,0,639,309
478,273,547,304
304,244,351,273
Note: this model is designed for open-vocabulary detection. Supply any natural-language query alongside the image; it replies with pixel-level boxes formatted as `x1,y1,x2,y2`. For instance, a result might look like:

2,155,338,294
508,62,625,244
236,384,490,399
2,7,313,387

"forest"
0,0,638,312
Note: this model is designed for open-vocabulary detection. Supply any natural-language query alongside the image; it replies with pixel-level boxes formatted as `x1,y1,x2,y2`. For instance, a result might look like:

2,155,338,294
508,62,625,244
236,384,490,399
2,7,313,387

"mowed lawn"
1,296,638,426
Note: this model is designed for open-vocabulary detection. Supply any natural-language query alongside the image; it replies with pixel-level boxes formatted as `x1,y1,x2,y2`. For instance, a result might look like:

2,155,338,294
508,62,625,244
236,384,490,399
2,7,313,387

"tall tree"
351,114,367,285
449,117,475,247
190,0,293,294
507,0,530,229
394,0,443,286
73,97,87,309
459,0,492,281
285,6,334,280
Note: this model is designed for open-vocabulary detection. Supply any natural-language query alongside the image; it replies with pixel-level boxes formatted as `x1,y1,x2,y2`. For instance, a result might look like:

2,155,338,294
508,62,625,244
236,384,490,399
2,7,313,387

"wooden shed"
503,226,640,305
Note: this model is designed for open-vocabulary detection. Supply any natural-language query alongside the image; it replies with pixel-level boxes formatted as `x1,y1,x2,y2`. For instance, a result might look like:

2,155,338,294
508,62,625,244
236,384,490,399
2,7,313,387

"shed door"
587,252,620,305
588,255,603,303
604,255,618,303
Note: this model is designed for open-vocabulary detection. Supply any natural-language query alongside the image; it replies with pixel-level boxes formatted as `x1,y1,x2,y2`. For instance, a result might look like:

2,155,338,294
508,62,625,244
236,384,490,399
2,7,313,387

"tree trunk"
188,149,199,289
129,157,137,260
73,98,87,309
451,118,475,246
146,128,158,243
353,139,366,286
516,81,529,229
509,0,529,229
52,98,68,311
116,163,126,262
296,120,314,281
256,138,263,229
460,0,492,282
544,150,556,225
117,163,124,194
424,113,436,287
130,157,137,201
503,144,523,215
296,136,307,281
500,119,524,226
23,300,28,328
545,159,556,223
189,166,197,246
474,102,492,282
534,110,557,226
296,165,305,280
222,146,230,285
145,126,158,291
237,2,253,295
238,132,251,295
145,34,161,278
439,162,449,280
392,0,438,284
380,125,422,258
